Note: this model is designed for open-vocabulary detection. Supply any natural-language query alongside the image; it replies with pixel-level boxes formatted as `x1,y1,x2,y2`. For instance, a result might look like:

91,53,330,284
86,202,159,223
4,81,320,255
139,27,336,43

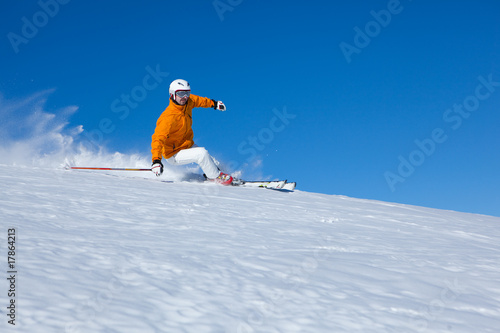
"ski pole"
70,167,151,171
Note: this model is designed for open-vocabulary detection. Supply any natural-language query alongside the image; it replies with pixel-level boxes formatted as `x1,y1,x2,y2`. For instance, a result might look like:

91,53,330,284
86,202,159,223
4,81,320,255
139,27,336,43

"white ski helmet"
169,79,190,98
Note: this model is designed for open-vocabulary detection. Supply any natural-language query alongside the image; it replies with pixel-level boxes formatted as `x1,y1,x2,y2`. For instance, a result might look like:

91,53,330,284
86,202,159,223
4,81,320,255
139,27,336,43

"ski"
70,166,296,191
232,179,296,191
282,182,296,191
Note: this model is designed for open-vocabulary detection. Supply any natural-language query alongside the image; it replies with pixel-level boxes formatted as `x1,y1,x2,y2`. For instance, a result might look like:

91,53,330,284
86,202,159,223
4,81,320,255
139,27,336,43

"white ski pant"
166,147,220,179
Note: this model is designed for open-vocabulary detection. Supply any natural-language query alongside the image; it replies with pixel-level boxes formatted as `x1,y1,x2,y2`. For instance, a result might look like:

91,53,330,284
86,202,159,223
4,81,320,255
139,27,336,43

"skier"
150,79,233,185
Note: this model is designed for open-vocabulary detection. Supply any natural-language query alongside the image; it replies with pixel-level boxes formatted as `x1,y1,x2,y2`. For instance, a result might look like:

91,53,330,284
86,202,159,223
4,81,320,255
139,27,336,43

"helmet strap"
171,95,179,105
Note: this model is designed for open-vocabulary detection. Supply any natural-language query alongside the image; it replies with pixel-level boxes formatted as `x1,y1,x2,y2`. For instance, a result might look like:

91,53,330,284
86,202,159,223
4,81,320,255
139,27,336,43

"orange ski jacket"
151,94,215,161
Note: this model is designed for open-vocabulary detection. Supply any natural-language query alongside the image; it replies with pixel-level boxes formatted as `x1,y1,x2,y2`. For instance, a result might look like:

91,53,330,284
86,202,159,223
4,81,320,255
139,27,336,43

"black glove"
151,159,163,176
212,99,226,111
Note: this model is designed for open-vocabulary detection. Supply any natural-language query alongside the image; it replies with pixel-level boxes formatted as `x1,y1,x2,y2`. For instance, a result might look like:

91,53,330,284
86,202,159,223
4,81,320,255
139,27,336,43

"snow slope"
1,164,500,333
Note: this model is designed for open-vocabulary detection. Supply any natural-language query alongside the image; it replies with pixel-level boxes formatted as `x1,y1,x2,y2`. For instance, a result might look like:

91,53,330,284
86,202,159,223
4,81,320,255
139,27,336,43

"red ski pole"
70,167,151,171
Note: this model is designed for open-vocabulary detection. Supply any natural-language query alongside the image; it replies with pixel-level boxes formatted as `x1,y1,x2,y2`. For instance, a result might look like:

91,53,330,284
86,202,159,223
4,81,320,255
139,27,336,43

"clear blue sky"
1,0,499,217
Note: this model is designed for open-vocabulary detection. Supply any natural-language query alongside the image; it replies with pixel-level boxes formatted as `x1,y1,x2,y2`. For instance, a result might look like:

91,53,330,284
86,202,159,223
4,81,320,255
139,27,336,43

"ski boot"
214,171,233,186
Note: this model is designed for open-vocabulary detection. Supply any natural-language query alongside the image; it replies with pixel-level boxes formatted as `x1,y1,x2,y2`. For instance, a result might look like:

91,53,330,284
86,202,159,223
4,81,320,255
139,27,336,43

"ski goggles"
175,90,191,98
